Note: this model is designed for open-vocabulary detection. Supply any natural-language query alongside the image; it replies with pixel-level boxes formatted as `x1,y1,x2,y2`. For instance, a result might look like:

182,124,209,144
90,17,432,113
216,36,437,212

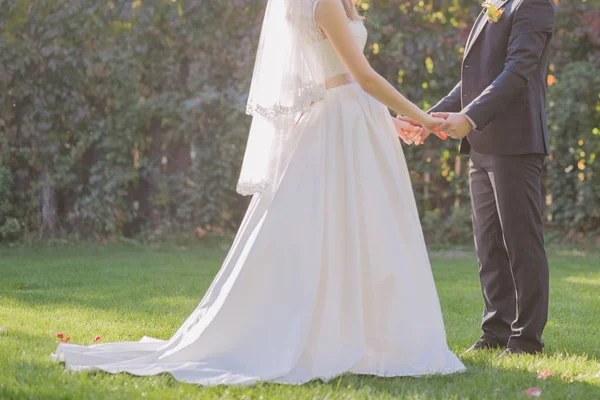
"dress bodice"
315,21,368,79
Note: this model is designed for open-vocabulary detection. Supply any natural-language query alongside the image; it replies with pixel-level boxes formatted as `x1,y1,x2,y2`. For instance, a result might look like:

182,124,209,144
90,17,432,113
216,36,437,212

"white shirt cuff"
462,113,477,129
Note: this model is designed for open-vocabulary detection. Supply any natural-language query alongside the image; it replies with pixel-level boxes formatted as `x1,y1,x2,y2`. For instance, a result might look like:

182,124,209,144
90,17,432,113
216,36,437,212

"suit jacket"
430,0,555,155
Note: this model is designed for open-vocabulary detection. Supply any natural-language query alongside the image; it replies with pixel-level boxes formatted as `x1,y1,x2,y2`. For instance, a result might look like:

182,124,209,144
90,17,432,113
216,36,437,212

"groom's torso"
459,0,554,155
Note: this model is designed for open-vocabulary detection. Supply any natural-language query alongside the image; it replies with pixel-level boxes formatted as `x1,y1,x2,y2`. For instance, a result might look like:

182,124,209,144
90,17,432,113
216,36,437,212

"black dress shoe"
496,347,541,358
464,337,504,354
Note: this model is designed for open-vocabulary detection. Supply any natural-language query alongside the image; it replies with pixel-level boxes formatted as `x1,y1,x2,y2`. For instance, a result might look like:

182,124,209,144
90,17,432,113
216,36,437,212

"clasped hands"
393,112,473,145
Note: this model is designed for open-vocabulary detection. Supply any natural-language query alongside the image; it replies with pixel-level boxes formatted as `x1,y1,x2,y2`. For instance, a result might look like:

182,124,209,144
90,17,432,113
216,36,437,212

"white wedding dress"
53,16,465,385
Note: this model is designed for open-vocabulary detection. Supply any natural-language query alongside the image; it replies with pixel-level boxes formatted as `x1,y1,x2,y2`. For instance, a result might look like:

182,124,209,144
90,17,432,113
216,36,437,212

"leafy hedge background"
0,0,599,244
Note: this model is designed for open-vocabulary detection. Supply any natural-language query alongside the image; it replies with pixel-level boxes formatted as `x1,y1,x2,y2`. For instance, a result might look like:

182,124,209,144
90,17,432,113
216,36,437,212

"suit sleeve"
462,0,555,130
429,81,462,114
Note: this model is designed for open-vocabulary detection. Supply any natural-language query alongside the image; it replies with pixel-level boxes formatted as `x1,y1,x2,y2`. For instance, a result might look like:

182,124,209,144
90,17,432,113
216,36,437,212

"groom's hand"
432,112,472,140
397,116,448,142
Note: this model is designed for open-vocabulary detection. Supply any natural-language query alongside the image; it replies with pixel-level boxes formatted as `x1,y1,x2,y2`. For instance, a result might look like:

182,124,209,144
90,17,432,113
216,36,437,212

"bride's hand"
421,115,444,132
393,117,423,145
421,115,448,140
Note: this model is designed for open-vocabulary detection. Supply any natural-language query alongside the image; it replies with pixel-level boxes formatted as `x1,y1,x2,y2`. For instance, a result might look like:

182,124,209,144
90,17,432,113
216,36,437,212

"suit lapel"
463,13,487,59
463,11,486,58
463,0,510,59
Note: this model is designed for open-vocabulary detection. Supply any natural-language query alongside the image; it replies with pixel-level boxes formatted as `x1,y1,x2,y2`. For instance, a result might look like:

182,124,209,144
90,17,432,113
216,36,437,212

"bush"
0,217,21,242
546,61,600,233
0,167,13,219
0,0,598,244
422,206,473,245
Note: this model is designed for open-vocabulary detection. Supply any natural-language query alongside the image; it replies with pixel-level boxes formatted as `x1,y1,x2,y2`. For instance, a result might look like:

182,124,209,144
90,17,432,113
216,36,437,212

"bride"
54,0,465,384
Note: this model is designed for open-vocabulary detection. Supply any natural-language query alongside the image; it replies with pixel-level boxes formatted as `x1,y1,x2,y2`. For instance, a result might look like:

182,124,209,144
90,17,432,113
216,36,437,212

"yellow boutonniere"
482,2,504,23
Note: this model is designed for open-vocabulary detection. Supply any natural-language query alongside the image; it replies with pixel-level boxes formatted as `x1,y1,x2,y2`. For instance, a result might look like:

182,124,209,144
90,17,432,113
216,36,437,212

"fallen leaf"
60,336,71,343
196,227,207,239
537,369,552,379
525,387,542,397
55,333,65,339
93,336,101,342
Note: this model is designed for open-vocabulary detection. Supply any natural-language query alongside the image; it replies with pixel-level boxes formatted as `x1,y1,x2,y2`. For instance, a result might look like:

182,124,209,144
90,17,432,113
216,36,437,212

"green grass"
0,243,599,399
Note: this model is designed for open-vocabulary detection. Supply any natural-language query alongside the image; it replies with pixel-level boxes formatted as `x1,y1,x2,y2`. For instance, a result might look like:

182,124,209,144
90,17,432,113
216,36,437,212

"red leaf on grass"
60,336,71,343
196,227,207,239
55,333,65,339
525,387,542,397
537,369,552,379
93,336,101,342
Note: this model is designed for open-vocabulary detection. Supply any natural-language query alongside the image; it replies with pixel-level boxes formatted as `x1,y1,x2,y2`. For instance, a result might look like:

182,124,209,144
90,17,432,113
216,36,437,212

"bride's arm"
314,0,441,130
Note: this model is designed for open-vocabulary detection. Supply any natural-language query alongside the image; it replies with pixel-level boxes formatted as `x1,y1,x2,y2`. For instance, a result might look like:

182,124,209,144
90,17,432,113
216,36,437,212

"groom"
412,0,555,356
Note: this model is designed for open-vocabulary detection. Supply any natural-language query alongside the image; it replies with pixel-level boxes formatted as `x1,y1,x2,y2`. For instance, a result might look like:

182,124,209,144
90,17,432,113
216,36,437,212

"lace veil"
237,0,325,196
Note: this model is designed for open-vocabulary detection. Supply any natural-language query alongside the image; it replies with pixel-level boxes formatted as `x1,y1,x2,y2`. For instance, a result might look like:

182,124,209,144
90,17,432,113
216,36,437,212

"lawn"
0,243,599,399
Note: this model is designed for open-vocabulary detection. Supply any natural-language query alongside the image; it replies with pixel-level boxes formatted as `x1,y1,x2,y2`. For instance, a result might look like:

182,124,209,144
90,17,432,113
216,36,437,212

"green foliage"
546,61,600,232
0,166,20,241
0,217,21,241
0,0,260,241
422,206,473,245
542,0,600,237
0,0,598,243
0,167,13,220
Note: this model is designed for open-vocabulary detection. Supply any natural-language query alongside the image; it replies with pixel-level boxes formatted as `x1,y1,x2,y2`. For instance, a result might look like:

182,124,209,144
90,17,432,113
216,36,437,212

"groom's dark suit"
430,0,555,353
